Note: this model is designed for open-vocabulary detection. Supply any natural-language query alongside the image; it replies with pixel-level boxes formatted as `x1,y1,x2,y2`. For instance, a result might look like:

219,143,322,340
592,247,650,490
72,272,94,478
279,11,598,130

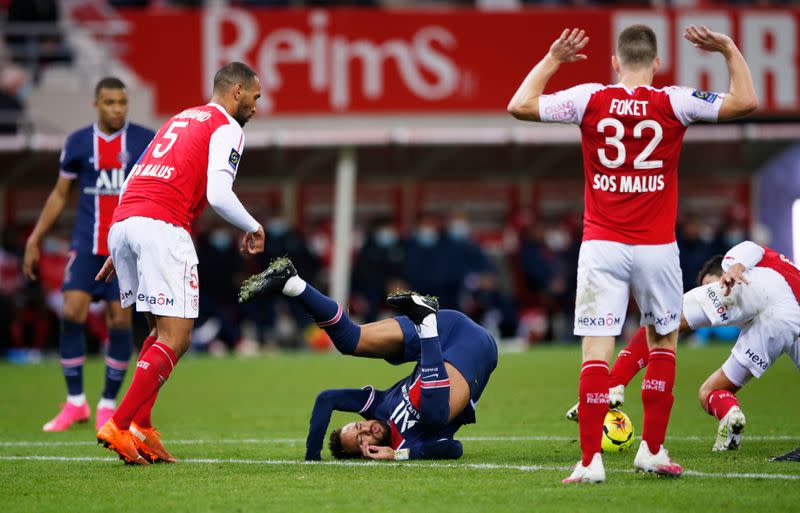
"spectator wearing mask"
404,215,448,302
351,217,405,322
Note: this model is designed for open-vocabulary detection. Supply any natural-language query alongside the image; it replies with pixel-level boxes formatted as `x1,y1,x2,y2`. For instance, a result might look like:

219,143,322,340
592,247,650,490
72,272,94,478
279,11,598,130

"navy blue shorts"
391,309,498,405
61,251,120,302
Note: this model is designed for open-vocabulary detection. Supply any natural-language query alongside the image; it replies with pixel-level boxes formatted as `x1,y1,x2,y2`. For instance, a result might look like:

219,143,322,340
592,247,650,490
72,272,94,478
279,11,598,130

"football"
601,409,635,453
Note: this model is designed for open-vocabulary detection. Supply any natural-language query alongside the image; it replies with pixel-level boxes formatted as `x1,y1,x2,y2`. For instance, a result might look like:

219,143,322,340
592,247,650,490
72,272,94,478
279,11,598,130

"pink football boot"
95,406,115,432
42,402,91,432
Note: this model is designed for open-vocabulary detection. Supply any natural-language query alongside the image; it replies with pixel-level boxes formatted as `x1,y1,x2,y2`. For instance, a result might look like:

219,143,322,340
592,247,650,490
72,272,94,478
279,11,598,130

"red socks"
131,335,158,429
578,360,610,466
609,327,649,388
641,348,676,454
705,390,740,420
136,335,156,361
112,341,176,430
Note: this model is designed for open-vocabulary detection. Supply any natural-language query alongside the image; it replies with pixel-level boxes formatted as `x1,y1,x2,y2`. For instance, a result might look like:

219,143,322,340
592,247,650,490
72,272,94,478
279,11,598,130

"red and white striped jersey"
59,123,155,256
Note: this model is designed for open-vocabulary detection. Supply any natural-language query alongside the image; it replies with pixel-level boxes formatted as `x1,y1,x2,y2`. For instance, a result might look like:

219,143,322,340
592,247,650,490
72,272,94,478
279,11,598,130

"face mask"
447,221,470,240
209,230,232,251
375,228,397,248
416,227,438,247
544,229,569,252
726,230,745,247
267,219,289,236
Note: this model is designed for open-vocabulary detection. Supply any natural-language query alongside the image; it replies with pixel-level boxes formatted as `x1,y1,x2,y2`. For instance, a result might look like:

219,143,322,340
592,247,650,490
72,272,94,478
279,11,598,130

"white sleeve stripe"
358,387,376,414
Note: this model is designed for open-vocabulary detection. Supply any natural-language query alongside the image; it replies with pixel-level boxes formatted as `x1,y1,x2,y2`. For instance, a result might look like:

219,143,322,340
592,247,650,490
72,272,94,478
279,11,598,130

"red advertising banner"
115,7,800,117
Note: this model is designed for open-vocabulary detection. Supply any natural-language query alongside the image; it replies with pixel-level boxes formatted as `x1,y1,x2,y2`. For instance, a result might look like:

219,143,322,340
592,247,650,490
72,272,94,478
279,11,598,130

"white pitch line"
0,435,796,448
0,455,798,481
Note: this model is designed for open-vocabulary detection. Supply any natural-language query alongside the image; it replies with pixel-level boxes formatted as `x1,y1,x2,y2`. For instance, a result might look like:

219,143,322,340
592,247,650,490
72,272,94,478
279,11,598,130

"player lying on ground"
567,241,800,453
239,257,498,461
507,23,757,483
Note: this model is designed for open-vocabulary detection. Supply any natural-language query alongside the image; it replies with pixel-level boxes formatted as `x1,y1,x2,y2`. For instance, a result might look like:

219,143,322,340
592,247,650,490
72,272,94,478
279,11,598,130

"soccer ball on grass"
601,409,634,453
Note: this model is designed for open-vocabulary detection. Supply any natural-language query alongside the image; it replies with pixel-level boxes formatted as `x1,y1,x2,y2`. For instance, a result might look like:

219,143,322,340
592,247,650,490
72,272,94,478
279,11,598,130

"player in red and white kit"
95,62,266,465
508,25,758,482
573,241,800,453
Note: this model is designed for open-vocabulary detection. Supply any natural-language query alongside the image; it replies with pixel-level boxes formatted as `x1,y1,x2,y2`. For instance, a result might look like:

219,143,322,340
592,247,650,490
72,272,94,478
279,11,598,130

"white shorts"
574,240,682,337
729,312,800,379
108,216,199,319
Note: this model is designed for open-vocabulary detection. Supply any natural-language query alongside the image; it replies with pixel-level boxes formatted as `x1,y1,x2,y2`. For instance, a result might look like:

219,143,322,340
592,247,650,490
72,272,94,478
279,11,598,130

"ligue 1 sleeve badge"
691,90,718,103
229,148,241,171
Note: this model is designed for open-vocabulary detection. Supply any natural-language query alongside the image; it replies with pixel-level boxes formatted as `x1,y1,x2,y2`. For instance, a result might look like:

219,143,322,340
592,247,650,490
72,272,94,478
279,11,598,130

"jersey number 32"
597,118,663,170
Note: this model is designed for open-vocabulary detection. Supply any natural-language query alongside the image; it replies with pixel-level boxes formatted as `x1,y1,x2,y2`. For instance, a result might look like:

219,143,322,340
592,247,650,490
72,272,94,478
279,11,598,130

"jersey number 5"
152,121,188,158
597,118,663,170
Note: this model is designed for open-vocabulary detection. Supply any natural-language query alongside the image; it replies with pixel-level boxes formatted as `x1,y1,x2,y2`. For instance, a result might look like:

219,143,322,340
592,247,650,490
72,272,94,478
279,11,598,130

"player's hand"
683,25,734,54
95,256,116,283
719,262,748,296
362,445,395,460
22,239,40,281
547,28,589,64
241,224,265,255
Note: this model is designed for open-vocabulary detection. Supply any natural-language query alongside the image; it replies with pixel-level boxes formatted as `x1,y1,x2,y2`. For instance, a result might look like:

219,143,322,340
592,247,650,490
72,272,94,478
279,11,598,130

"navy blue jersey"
59,123,154,256
362,371,474,453
305,310,497,460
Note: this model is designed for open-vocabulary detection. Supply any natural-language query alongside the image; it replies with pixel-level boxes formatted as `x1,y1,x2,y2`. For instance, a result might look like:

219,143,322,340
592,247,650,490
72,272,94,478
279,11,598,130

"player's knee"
62,304,87,323
107,311,131,330
697,384,712,410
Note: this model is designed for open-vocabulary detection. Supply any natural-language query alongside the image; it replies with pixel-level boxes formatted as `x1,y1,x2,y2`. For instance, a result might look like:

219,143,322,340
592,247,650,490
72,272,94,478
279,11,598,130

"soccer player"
94,62,266,465
572,241,800,453
507,25,758,482
237,257,498,461
23,78,155,432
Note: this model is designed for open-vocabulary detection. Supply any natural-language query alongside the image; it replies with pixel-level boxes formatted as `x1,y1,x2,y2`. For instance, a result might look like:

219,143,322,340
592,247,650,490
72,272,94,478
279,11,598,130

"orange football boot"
130,423,177,463
96,419,150,465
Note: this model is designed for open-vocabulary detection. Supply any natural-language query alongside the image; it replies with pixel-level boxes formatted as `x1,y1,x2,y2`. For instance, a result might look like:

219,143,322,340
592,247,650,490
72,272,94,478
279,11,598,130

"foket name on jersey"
592,173,665,193
609,99,649,116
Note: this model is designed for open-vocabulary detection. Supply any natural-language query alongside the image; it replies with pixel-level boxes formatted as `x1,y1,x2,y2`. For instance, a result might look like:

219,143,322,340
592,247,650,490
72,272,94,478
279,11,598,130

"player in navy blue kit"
23,78,155,432
239,257,498,461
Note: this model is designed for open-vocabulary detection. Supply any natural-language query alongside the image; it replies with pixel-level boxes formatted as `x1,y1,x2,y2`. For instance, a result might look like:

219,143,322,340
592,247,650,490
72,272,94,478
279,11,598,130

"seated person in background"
239,257,498,461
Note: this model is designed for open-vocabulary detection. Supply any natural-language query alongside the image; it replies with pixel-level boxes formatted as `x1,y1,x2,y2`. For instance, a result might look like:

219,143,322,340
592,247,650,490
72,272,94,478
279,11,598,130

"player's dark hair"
94,77,126,97
328,429,360,460
617,24,658,67
698,255,724,285
213,62,257,94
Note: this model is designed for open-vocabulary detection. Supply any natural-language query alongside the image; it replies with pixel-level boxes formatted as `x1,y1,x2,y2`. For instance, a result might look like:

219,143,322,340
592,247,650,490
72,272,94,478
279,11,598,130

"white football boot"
633,441,683,477
565,385,626,422
565,402,579,422
712,406,746,452
562,453,605,484
608,385,625,409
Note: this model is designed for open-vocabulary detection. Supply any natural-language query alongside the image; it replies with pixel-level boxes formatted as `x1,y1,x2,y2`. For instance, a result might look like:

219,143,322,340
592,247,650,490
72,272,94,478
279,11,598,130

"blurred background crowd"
0,204,750,361
0,0,790,361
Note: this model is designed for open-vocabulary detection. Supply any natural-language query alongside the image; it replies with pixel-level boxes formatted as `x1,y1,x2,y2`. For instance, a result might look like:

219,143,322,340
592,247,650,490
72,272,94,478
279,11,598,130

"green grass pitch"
1,345,798,512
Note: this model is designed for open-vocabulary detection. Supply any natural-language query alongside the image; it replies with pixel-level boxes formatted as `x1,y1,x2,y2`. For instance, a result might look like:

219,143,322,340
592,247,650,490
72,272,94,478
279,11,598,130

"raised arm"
23,176,73,280
683,25,758,121
507,28,589,122
305,388,374,461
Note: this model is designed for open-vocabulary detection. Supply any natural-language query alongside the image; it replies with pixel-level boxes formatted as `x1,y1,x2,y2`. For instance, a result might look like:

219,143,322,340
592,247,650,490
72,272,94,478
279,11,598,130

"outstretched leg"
239,257,406,359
